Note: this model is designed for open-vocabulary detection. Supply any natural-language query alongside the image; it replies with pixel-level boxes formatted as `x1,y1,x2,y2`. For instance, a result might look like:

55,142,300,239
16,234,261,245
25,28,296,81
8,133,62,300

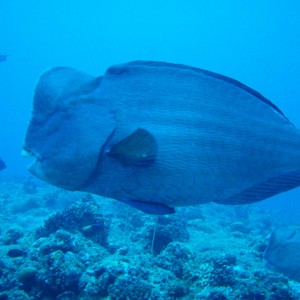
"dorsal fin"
108,60,292,124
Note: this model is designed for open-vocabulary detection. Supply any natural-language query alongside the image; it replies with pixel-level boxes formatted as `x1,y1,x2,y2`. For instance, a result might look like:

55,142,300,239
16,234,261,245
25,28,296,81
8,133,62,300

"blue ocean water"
1,1,300,299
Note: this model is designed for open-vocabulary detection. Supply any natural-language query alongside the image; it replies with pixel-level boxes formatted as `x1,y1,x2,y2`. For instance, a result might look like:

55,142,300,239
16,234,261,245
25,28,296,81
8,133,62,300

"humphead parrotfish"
22,61,300,214
264,227,300,281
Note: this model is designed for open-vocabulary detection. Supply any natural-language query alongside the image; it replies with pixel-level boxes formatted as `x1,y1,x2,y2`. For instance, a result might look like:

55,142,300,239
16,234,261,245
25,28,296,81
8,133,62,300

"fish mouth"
21,148,47,181
21,148,35,158
21,148,43,160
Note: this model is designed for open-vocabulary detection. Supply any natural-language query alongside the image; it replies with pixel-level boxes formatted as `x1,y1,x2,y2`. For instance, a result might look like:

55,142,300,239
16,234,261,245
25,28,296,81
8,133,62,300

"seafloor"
0,175,300,300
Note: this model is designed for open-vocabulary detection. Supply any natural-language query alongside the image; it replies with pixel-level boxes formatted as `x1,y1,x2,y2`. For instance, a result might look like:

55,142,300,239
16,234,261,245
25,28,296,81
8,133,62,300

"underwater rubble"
0,179,300,299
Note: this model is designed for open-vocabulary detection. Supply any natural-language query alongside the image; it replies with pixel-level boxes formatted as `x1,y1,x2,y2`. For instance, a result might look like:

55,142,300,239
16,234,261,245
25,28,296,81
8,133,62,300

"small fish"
7,248,25,258
82,223,103,232
0,54,8,63
22,61,300,214
0,158,6,171
264,227,300,281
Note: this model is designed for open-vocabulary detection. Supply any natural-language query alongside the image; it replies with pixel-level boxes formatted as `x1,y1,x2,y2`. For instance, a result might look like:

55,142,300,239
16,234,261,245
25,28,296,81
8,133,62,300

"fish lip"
24,151,48,182
22,148,42,160
21,148,33,158
28,157,39,169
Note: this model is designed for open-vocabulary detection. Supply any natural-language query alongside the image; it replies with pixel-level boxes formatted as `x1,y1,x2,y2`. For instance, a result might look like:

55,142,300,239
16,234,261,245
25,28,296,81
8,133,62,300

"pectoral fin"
108,128,158,166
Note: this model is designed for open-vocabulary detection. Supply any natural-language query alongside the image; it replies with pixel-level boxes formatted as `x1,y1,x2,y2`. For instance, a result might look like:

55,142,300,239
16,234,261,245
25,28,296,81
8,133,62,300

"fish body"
0,54,7,62
23,61,300,214
0,158,6,171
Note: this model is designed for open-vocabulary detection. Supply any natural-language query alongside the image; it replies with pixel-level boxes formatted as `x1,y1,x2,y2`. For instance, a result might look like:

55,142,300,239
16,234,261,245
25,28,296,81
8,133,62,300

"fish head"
264,226,300,281
23,67,116,190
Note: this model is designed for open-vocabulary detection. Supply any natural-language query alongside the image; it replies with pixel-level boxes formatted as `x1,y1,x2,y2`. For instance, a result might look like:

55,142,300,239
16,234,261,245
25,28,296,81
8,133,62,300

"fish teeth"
21,149,33,157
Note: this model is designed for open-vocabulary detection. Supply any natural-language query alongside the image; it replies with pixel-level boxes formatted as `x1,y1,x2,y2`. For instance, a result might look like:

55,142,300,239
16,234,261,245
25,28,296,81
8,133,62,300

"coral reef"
36,194,110,247
1,179,300,299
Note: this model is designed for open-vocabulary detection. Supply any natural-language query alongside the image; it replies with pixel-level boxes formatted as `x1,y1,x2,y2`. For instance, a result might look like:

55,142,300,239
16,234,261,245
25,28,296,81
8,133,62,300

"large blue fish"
22,61,300,214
